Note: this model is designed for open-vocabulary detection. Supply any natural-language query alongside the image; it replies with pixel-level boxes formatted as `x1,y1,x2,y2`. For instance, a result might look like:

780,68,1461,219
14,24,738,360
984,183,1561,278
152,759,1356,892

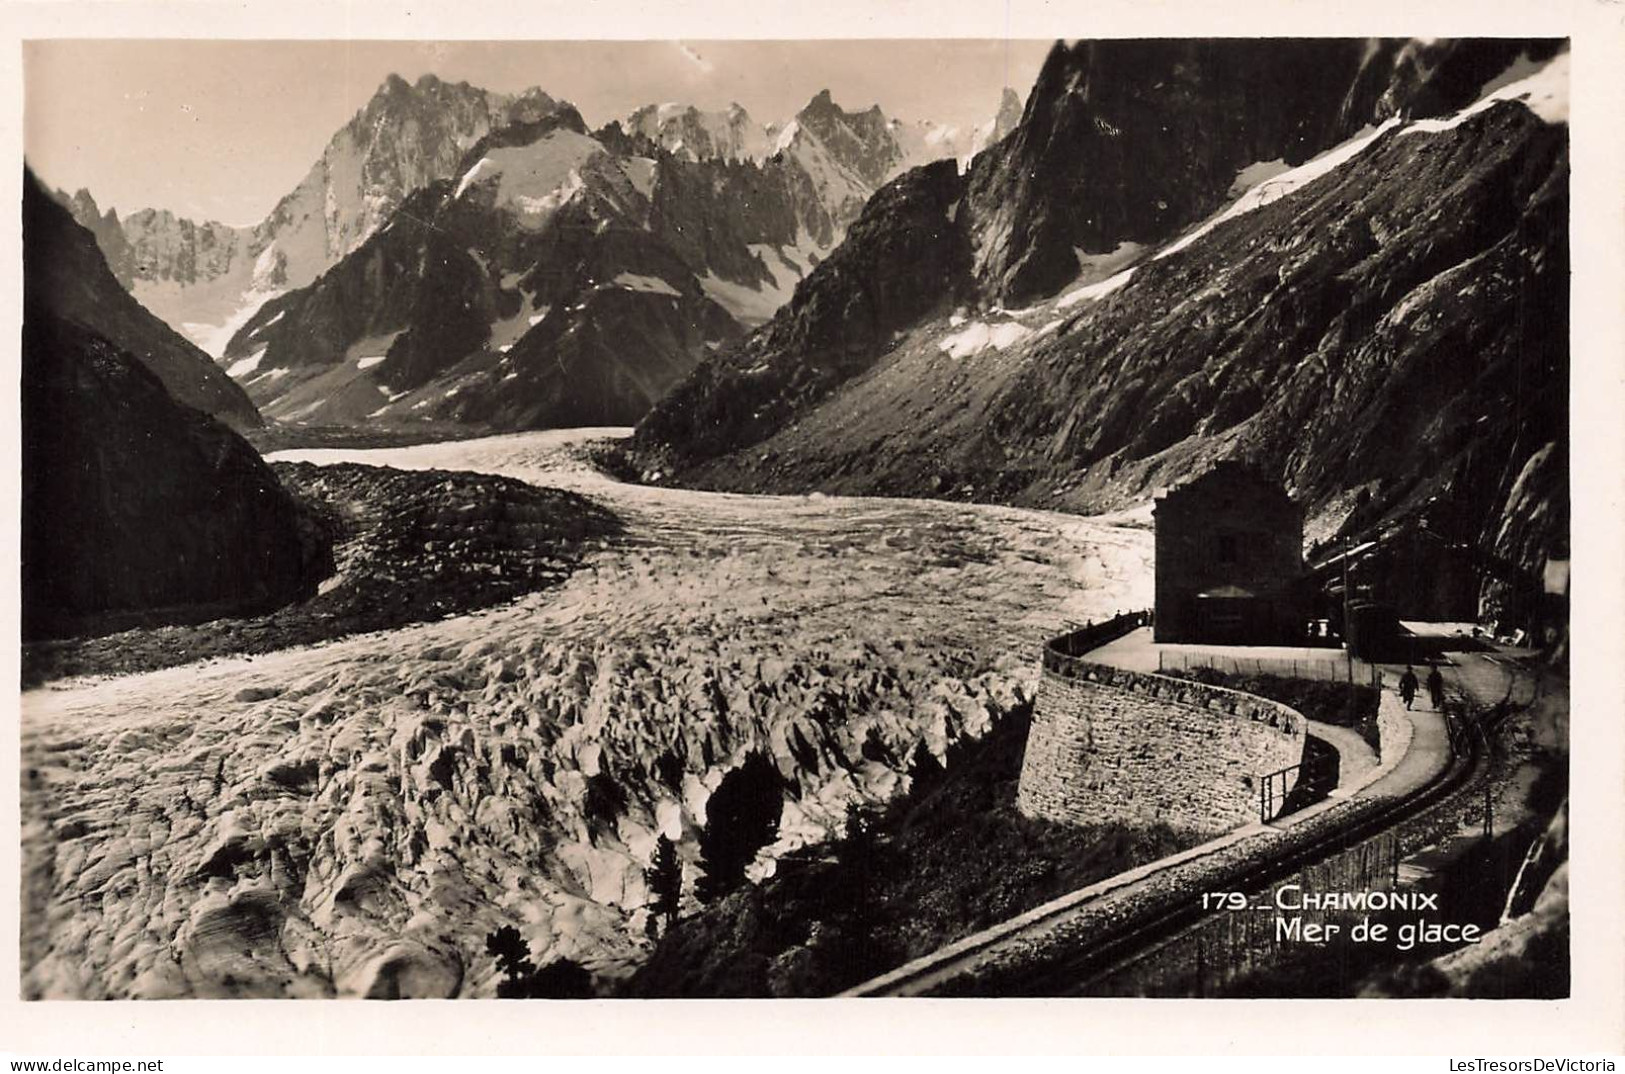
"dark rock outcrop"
20,311,330,641
55,187,137,288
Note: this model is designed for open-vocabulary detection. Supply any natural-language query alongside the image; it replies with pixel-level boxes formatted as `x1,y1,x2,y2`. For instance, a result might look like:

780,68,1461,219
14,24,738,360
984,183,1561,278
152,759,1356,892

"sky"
24,39,1053,226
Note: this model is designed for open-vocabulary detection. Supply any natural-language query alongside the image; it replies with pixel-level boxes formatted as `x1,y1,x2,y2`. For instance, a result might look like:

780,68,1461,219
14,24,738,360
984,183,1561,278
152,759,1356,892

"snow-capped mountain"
213,84,1033,433
217,106,838,429
64,75,1018,364
622,88,1024,249
623,101,772,163
887,88,1025,174
61,74,563,355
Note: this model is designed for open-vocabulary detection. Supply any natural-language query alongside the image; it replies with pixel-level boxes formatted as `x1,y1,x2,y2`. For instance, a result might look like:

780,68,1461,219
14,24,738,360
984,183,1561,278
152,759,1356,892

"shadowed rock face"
637,160,972,461
961,39,1539,305
25,170,263,431
20,309,330,641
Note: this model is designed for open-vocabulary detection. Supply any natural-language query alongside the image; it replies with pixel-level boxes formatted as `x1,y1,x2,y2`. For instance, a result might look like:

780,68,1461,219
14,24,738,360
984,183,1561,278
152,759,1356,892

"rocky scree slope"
25,169,262,431
634,39,1569,612
23,462,620,684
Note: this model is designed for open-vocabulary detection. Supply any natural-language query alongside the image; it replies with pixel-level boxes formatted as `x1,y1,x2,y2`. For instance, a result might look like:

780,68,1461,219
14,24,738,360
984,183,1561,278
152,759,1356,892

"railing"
1157,648,1380,687
1045,610,1152,666
1259,761,1301,822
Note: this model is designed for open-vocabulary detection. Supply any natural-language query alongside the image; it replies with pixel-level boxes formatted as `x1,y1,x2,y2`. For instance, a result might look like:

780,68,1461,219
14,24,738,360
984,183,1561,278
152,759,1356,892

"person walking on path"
1399,665,1420,710
1426,665,1446,710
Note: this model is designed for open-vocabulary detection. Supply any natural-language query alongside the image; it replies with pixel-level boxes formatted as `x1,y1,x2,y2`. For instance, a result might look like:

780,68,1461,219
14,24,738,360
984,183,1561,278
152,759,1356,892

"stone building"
1153,461,1305,644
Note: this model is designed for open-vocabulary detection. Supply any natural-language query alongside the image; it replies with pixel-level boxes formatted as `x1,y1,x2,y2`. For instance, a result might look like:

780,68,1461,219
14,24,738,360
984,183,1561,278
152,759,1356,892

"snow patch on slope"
190,288,284,359
611,273,682,297
456,130,603,228
1158,118,1404,261
1405,49,1569,133
1055,267,1137,310
227,347,268,379
938,320,1033,358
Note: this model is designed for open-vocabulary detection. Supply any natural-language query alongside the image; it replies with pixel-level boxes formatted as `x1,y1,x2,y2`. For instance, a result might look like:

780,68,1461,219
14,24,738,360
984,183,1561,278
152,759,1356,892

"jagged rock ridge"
58,74,563,354
61,76,1013,360
215,107,814,429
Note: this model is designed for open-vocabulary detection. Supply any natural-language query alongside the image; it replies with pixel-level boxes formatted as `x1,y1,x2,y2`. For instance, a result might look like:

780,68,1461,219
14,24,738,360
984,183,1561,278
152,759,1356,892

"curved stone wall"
1017,637,1307,835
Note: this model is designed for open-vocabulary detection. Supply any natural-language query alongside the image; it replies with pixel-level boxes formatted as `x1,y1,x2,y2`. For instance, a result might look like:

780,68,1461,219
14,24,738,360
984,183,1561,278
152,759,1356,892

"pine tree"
485,925,595,998
644,834,683,934
695,751,785,903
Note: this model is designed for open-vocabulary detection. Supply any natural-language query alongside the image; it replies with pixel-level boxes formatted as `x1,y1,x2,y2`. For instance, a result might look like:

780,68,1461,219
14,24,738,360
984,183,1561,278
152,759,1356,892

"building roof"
1154,459,1295,508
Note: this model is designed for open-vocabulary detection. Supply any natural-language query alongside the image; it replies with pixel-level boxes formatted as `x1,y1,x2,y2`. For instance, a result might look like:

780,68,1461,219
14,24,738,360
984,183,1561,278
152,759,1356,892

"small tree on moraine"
695,751,785,903
485,925,594,999
644,834,683,936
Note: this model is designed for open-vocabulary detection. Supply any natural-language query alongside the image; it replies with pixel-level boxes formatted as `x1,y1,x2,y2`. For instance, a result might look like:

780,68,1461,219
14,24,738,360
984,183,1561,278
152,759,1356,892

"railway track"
850,660,1523,998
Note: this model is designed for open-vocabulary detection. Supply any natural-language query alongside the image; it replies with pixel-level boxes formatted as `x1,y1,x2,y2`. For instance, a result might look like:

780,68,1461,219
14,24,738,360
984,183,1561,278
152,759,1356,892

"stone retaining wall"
1018,634,1308,834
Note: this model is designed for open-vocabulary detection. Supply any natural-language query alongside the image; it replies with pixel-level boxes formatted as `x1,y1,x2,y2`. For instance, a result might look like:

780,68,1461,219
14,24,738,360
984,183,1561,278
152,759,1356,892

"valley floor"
19,428,1153,999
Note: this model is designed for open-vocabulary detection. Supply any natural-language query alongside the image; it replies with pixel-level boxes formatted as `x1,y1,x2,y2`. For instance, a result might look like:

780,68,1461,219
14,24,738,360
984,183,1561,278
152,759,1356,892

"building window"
1216,533,1239,565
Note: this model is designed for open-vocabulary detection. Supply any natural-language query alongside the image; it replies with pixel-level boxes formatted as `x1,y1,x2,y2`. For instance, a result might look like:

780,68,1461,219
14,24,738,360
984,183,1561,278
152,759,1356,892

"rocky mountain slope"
633,40,1569,622
59,74,562,354
26,170,262,431
21,310,329,642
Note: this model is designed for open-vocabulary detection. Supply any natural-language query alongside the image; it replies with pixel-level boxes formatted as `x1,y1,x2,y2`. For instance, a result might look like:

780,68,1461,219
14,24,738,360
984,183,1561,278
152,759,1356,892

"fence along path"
1157,648,1380,686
